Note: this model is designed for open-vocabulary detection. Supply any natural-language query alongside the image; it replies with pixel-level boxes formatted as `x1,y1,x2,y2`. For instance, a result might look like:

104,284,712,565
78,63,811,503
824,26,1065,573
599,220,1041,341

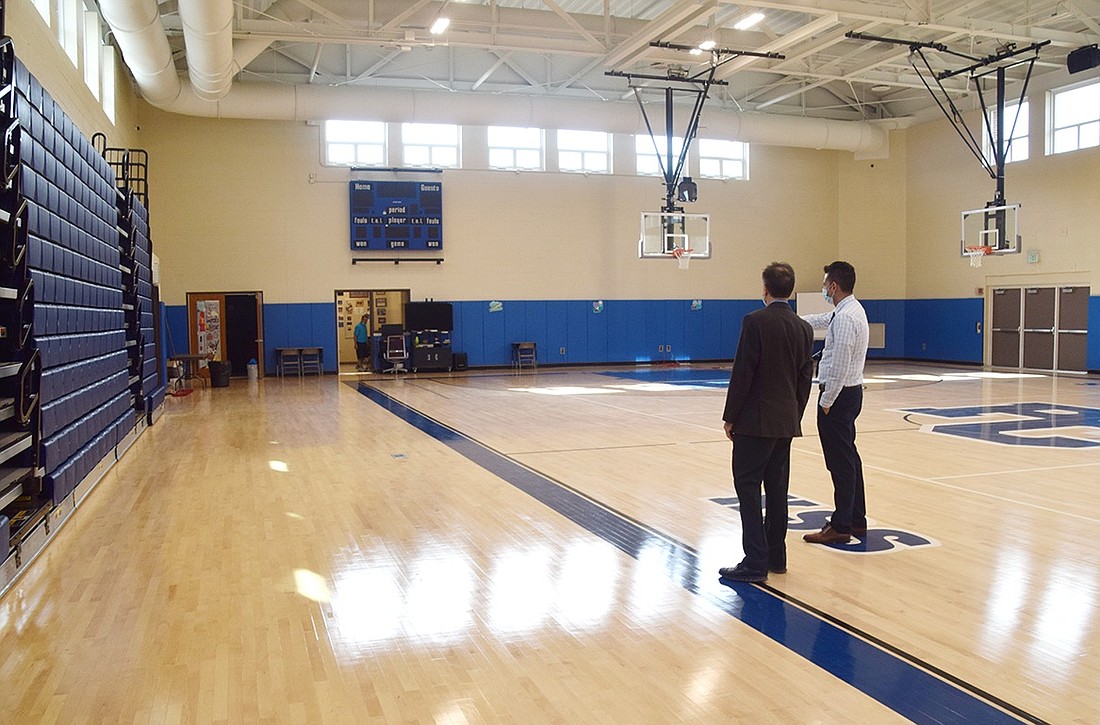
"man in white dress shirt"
801,261,870,545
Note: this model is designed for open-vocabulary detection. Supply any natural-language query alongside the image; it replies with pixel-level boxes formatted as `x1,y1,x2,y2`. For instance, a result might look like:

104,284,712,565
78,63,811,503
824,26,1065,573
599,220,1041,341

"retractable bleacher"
0,22,166,594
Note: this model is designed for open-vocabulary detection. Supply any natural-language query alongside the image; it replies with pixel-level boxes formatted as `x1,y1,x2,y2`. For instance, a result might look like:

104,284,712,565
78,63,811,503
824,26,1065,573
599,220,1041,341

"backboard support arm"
847,32,1048,208
608,43,785,215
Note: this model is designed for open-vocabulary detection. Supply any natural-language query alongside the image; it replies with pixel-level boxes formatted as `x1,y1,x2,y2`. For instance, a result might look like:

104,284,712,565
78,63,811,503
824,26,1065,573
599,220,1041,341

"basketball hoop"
964,245,992,268
672,247,694,270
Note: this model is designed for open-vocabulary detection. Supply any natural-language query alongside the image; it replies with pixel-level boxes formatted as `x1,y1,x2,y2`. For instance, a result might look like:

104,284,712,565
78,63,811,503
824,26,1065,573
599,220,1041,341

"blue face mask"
822,286,834,306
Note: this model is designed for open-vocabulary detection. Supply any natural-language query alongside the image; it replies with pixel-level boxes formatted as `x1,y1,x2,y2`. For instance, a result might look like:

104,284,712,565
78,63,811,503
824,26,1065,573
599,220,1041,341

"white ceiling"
149,0,1100,121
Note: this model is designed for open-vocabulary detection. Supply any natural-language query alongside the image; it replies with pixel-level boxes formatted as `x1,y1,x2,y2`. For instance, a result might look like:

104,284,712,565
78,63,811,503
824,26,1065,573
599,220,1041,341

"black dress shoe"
769,565,787,574
718,565,768,583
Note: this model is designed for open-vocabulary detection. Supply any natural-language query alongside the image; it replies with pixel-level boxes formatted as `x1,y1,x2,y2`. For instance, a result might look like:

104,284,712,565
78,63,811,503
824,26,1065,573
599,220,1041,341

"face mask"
822,286,834,306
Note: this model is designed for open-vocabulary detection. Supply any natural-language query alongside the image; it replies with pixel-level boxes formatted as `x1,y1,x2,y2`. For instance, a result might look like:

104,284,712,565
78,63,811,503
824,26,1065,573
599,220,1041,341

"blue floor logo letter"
901,402,1100,448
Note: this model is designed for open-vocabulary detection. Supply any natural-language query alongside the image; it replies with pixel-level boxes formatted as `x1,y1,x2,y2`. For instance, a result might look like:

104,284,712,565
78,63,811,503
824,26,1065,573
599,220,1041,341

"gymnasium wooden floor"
2,361,1098,723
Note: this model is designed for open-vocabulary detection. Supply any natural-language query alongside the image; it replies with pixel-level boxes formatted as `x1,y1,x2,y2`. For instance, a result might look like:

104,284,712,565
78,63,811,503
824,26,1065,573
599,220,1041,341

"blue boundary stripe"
358,383,1035,724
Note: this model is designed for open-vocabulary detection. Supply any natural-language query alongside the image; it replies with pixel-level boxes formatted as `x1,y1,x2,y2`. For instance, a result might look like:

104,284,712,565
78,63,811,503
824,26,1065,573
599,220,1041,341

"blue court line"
597,368,730,385
358,383,1038,725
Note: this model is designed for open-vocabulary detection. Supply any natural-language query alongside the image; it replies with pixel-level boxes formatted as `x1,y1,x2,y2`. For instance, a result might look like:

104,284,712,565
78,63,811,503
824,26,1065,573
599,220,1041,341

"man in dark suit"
719,262,814,583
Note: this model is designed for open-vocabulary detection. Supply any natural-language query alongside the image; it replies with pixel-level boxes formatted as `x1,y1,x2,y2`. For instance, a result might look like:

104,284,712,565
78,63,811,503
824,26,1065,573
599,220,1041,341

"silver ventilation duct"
97,0,893,155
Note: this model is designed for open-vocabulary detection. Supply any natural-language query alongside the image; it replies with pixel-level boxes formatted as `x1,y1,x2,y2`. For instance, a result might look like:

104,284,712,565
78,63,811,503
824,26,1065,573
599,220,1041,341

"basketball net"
672,247,694,270
964,245,992,268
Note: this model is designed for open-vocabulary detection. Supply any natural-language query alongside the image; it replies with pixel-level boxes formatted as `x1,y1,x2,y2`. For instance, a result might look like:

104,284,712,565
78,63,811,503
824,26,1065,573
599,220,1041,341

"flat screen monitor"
405,302,453,331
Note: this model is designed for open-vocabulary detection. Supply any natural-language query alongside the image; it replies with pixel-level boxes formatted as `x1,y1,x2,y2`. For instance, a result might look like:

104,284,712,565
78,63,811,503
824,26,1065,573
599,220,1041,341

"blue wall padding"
166,295,1100,371
903,298,984,363
1089,296,1100,371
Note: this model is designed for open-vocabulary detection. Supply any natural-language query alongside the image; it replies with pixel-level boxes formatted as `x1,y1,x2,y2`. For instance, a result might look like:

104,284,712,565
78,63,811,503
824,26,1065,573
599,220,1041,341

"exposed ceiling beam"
308,43,324,83
540,0,605,50
342,49,406,85
494,51,546,91
713,12,840,80
268,46,315,74
379,0,434,33
756,31,971,109
899,0,930,21
293,0,355,30
213,19,609,56
602,0,719,69
1065,1,1100,36
713,0,1098,46
472,53,511,91
765,23,874,74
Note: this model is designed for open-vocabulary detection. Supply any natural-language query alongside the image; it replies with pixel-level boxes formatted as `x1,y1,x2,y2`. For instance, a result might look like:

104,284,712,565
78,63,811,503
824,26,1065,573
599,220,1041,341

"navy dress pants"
817,385,866,533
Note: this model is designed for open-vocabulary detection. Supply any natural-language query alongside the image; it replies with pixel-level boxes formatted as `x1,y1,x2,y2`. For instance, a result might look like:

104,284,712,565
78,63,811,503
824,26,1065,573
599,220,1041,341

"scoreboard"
349,180,443,251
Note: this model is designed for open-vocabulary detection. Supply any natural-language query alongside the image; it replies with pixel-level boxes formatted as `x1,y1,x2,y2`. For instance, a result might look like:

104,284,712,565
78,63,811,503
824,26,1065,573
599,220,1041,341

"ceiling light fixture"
871,84,890,92
734,12,765,30
430,17,451,34
698,40,716,51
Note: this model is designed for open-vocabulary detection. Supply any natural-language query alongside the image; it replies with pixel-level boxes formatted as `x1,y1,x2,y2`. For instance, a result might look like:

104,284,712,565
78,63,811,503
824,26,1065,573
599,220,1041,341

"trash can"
209,360,231,388
247,359,258,381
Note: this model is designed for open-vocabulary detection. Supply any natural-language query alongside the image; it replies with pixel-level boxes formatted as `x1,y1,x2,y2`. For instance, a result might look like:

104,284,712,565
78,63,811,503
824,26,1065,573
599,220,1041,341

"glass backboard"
961,203,1021,256
639,212,710,259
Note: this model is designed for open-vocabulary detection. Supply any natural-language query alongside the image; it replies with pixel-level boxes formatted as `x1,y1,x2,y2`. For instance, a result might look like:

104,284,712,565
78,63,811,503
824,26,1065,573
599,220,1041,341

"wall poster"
196,300,222,358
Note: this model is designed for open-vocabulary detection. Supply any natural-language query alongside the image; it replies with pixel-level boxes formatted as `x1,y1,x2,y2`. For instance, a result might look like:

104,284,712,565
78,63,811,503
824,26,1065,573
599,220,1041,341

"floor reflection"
354,382,1040,723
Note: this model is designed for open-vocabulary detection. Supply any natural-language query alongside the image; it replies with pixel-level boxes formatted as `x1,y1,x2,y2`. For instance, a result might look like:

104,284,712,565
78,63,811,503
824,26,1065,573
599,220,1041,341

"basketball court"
2,362,1096,722
3,2,1099,722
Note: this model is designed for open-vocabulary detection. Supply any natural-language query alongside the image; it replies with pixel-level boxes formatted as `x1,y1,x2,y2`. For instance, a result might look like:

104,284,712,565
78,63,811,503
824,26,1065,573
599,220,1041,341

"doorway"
335,289,410,365
990,285,1089,372
187,291,266,377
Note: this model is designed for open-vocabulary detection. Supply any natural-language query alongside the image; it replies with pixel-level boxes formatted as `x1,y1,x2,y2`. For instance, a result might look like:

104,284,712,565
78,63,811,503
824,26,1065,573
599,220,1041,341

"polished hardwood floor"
1,362,1098,723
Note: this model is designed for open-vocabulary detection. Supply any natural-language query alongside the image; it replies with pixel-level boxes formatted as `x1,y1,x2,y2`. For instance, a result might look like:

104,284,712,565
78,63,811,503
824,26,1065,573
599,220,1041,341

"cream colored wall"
838,131,908,299
13,0,1099,309
9,0,139,149
137,106,840,305
905,98,1100,299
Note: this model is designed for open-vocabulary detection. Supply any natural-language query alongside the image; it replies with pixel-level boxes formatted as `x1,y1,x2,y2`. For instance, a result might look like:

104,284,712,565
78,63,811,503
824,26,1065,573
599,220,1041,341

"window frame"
487,126,544,171
83,9,102,100
635,134,687,177
697,138,749,180
401,122,461,168
101,44,117,123
31,0,51,26
556,129,611,174
1046,78,1100,156
58,0,81,66
982,100,1029,164
323,120,388,167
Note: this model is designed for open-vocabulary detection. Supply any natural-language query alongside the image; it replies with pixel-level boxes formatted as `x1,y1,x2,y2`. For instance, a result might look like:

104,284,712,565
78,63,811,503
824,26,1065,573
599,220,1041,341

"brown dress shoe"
803,525,851,544
851,526,868,537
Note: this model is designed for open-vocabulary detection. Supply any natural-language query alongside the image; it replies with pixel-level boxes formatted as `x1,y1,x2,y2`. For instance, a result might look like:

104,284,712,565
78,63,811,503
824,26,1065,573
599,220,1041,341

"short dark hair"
762,262,796,299
823,261,856,293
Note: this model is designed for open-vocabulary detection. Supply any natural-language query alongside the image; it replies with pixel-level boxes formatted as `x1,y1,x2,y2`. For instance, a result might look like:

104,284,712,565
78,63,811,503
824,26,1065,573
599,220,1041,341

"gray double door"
991,286,1089,371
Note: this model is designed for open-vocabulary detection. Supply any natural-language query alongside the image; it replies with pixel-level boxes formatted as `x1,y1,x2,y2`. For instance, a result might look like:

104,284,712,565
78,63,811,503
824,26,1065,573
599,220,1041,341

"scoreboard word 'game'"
349,181,443,251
